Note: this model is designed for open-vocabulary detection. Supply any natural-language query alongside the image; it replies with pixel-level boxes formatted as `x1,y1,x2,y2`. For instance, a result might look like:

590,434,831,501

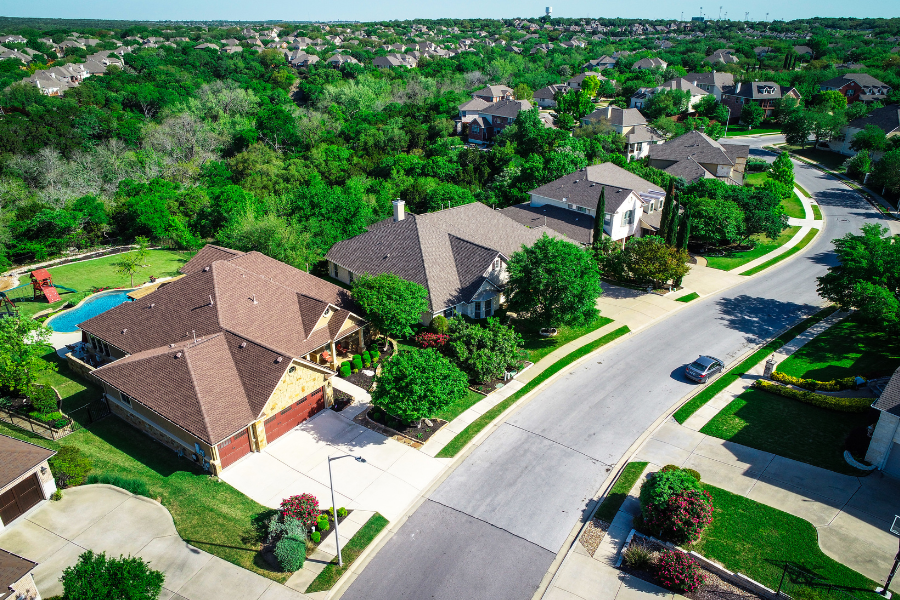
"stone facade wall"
866,412,900,468
10,573,40,600
65,352,100,384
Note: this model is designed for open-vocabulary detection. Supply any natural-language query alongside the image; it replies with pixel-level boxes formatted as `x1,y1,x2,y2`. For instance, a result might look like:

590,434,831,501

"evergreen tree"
676,207,691,250
592,188,606,249
666,204,680,246
658,181,676,240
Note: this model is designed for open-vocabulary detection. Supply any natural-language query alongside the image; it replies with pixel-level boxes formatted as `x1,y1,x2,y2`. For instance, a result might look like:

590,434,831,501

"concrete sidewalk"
0,485,307,600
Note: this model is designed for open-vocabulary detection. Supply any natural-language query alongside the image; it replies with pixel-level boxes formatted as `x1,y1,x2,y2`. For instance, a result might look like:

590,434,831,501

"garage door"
217,429,252,469
264,387,326,444
884,443,900,479
0,473,43,526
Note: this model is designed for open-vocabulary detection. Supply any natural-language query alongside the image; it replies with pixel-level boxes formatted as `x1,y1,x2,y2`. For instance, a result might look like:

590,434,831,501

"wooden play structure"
29,269,77,303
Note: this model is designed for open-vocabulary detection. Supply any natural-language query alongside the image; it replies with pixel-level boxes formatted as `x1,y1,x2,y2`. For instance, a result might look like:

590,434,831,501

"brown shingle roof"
501,203,593,245
0,548,37,594
0,435,55,489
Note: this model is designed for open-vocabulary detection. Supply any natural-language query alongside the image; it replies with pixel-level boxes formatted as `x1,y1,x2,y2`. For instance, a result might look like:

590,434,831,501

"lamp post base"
876,587,892,598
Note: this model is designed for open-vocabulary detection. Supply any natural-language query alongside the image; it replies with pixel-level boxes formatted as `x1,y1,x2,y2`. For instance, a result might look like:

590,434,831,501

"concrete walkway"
0,485,306,600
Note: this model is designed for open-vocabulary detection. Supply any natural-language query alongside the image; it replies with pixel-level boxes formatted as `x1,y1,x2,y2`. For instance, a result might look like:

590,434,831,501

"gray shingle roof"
685,71,735,89
649,130,749,166
847,104,900,134
874,366,900,416
821,73,891,90
528,162,662,214
326,203,550,312
481,98,532,118
501,203,593,245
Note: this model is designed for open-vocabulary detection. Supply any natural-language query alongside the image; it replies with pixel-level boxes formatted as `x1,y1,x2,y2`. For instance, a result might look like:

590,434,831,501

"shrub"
643,489,714,544
317,514,330,531
274,535,306,571
655,550,705,593
60,550,164,600
337,507,348,518
29,384,58,414
431,315,450,334
684,469,701,482
746,158,769,172
362,351,371,367
753,380,871,412
659,465,700,482
340,362,351,377
326,507,334,517
352,355,363,370
310,531,321,544
85,473,150,497
770,371,857,392
370,349,380,362
51,489,63,501
266,515,305,544
280,493,319,530
414,332,449,350
28,411,68,428
48,445,92,489
639,469,701,513
371,348,469,424
622,542,655,570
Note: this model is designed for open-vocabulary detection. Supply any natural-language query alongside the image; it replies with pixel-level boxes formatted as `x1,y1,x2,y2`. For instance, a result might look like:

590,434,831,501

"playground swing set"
0,269,78,318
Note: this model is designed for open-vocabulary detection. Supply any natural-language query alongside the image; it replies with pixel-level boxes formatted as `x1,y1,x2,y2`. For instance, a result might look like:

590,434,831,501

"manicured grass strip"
706,227,800,271
700,388,871,475
436,325,631,458
812,204,823,220
796,183,811,198
675,292,700,303
520,315,613,364
688,485,876,599
305,513,390,593
432,390,486,422
741,228,818,276
673,305,838,424
594,462,647,522
781,192,805,219
725,126,782,136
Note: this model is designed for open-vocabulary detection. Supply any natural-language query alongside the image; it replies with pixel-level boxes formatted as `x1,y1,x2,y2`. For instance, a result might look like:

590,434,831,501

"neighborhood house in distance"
70,245,368,473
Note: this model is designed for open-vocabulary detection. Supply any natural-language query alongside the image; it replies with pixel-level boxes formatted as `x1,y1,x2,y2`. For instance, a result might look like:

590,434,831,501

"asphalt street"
342,138,887,600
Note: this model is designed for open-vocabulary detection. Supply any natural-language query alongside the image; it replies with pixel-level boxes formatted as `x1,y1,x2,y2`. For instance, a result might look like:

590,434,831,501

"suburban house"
71,245,367,474
583,55,616,70
373,54,417,68
865,367,900,478
326,54,360,67
0,549,40,600
0,435,56,531
630,78,710,110
685,71,735,101
793,45,814,57
326,201,552,324
633,57,668,70
721,81,802,123
827,104,900,157
533,84,567,108
472,84,513,103
819,73,893,104
462,98,533,144
581,106,665,160
705,49,740,65
566,71,607,90
502,163,666,245
648,130,749,185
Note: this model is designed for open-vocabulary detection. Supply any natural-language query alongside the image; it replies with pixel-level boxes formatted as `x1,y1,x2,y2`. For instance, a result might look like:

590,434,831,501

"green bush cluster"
265,515,305,544
86,473,150,497
339,362,351,377
28,410,68,428
753,380,871,412
274,535,306,572
660,464,701,482
317,514,330,531
352,354,363,372
431,315,449,334
771,371,857,392
29,384,58,414
338,507,348,518
48,445,92,489
310,531,321,544
639,468,701,514
362,351,372,368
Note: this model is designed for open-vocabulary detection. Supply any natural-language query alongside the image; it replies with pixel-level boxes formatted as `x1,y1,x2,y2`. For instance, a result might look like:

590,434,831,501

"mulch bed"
362,406,446,444
468,362,534,395
619,533,766,600
261,509,354,571
339,344,394,392
331,390,353,412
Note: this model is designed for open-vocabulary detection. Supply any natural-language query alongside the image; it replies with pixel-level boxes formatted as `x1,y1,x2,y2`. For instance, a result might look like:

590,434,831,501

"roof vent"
149,303,155,308
252,295,258,305
203,266,210,272
239,341,247,348
121,329,127,334
275,356,283,363
169,343,175,348
175,351,183,358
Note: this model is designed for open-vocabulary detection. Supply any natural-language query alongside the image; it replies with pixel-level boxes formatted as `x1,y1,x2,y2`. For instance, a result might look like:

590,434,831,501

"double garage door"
0,473,44,526
264,387,325,444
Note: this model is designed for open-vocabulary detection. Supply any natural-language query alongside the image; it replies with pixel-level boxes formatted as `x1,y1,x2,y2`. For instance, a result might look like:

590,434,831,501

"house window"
444,306,456,318
474,301,483,318
472,124,480,133
603,213,611,225
576,206,587,213
493,257,501,270
121,393,132,406
622,210,634,225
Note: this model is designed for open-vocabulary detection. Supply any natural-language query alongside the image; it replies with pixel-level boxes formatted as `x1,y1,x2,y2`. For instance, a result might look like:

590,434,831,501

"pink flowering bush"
280,494,319,530
644,489,714,544
656,550,705,593
415,332,449,350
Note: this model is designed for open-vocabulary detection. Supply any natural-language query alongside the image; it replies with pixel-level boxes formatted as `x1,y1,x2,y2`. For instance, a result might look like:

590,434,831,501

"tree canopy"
351,273,429,340
371,348,468,423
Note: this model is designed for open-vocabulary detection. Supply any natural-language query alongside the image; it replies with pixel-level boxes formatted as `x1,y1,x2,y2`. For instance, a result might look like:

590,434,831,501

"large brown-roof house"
503,163,667,245
819,73,892,105
326,201,553,324
463,98,533,144
721,81,801,123
71,246,367,474
648,130,749,185
581,106,665,160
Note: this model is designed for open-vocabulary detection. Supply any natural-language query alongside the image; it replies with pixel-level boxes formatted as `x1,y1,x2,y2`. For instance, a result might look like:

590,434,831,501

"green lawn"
5,352,289,583
432,390,486,422
782,193,806,219
705,227,801,271
725,126,782,136
305,513,389,593
776,315,900,381
796,183,811,198
518,315,613,364
791,147,847,171
812,204,823,220
674,306,838,423
8,249,191,319
700,388,871,475
744,171,771,187
675,292,700,303
594,462,647,522
687,485,877,600
741,228,819,276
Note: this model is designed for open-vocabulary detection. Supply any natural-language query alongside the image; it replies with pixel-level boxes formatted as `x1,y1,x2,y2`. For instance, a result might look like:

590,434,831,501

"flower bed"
363,406,446,444
262,493,353,572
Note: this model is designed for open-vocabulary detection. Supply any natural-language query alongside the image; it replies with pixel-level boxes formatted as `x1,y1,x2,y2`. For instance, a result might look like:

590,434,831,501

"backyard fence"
0,405,80,440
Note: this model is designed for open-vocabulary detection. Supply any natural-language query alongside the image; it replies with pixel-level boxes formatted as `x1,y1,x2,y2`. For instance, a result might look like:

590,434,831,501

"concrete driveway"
220,406,448,522
0,485,305,600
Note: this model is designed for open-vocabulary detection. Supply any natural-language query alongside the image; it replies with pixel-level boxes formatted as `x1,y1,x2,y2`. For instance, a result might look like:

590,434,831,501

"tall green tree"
446,318,524,383
506,234,603,329
769,152,795,190
592,187,606,249
371,348,468,424
872,150,900,200
739,102,765,130
352,273,429,341
676,207,691,250
658,181,676,241
665,203,680,246
0,316,56,395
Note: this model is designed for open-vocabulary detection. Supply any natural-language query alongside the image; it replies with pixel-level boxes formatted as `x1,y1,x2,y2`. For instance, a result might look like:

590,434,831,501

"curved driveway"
342,139,887,600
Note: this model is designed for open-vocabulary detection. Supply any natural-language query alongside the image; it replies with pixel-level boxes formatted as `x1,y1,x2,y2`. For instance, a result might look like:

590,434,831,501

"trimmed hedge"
771,371,857,392
86,473,150,497
752,380,871,413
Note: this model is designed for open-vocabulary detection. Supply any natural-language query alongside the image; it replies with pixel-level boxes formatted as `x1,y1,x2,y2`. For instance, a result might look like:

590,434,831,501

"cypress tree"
666,204,680,246
592,187,606,249
782,54,789,69
676,207,691,250
658,180,675,240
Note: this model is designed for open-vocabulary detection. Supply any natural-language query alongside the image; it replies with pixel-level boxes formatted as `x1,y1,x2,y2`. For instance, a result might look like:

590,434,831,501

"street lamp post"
327,454,366,567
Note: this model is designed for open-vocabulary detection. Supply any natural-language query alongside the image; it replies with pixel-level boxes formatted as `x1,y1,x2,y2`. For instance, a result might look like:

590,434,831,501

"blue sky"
1,0,894,24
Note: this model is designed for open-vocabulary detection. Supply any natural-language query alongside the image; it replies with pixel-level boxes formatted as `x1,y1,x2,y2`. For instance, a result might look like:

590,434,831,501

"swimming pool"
46,289,134,333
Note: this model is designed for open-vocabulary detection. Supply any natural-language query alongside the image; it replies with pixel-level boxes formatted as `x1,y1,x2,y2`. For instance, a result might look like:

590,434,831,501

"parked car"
685,355,724,383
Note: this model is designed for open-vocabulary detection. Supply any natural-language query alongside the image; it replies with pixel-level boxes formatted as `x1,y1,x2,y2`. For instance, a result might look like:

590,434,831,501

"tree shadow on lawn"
714,295,819,346
764,561,879,598
814,187,870,211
